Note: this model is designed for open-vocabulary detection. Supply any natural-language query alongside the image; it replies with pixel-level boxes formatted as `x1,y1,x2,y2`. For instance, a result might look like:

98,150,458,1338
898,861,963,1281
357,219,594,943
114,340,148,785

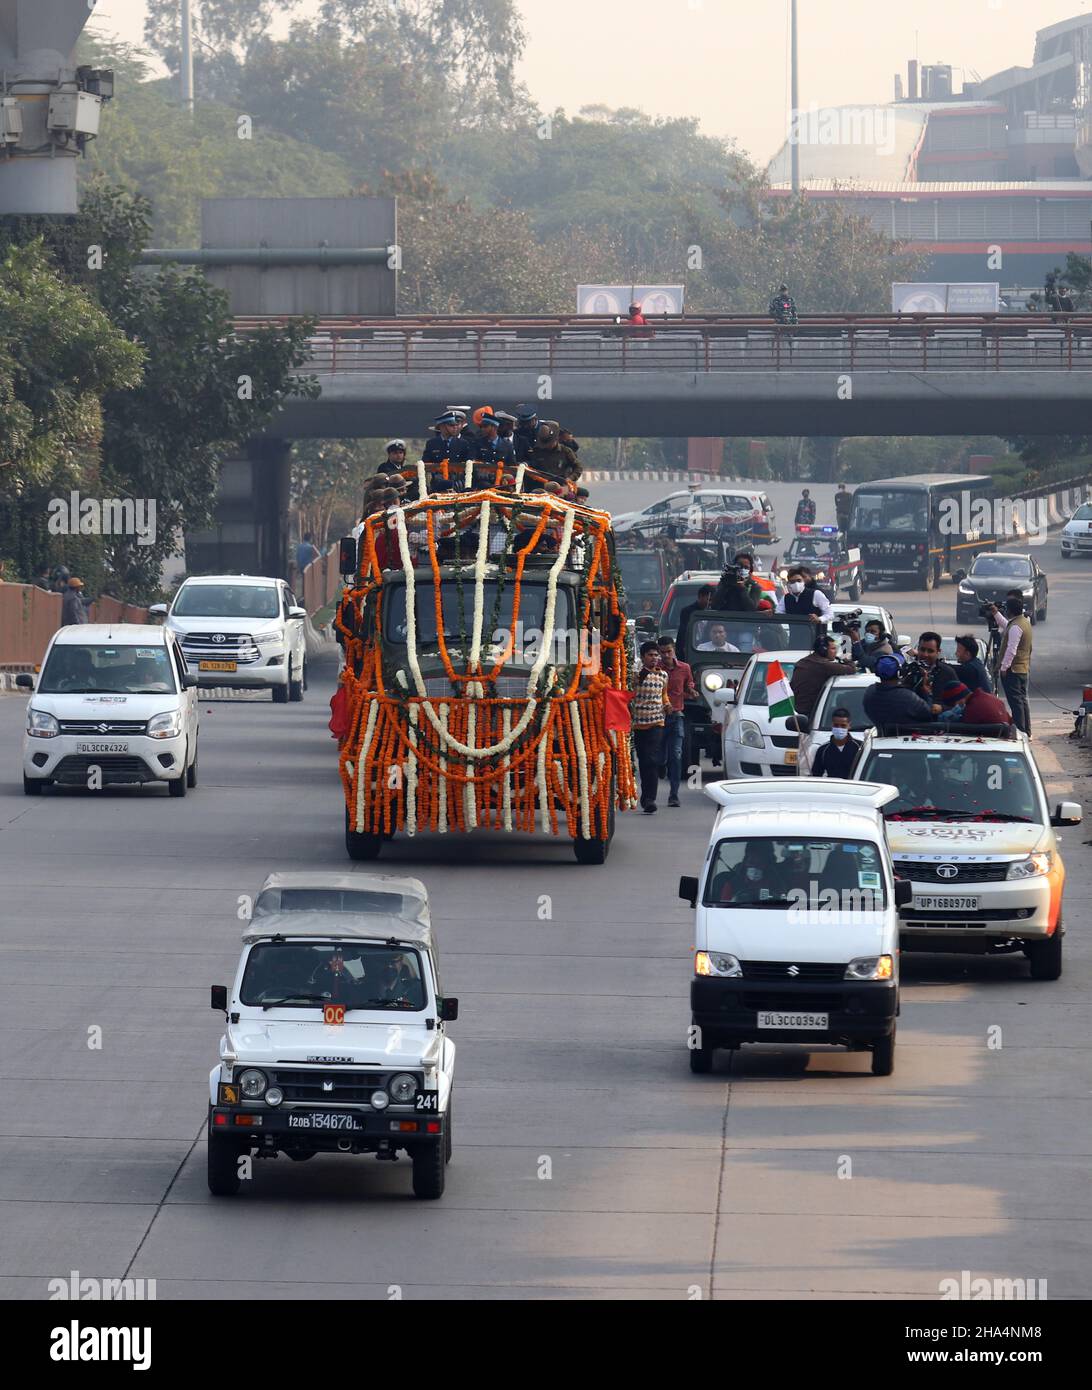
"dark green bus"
847,473,996,591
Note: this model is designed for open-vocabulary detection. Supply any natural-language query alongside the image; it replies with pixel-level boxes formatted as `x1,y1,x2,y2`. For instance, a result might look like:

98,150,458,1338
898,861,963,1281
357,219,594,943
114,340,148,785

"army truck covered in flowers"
335,472,637,863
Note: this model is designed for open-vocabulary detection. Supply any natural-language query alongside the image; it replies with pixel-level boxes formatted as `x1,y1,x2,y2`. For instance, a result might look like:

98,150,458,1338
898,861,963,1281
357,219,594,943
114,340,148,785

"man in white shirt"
696,621,740,653
775,567,831,623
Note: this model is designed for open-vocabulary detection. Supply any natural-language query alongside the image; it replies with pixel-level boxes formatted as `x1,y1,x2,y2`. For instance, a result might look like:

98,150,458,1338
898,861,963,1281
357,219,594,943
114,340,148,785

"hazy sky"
91,0,1091,163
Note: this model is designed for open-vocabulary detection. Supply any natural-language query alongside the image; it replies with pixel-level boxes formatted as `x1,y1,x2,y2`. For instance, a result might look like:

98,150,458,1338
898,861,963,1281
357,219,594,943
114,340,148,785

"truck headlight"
26,708,59,738
1007,853,1052,880
703,672,724,692
845,955,894,981
388,1072,417,1104
695,951,742,978
265,1087,283,1106
238,1068,267,1098
147,709,183,739
370,1090,390,1110
739,720,764,749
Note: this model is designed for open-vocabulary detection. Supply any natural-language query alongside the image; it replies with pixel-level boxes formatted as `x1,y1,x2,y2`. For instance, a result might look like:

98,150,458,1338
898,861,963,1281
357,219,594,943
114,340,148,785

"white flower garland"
514,463,527,493
415,460,429,499
393,502,576,759
355,698,379,832
569,700,591,839
501,708,513,832
464,458,475,491
405,705,419,838
467,501,491,670
536,704,553,833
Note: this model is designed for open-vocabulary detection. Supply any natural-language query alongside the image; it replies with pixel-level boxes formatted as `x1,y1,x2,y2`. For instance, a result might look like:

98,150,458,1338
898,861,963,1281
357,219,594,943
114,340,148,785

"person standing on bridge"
769,283,798,325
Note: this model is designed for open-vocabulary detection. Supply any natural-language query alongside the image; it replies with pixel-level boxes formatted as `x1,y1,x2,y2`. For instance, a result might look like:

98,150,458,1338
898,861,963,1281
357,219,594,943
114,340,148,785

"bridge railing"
239,316,1092,375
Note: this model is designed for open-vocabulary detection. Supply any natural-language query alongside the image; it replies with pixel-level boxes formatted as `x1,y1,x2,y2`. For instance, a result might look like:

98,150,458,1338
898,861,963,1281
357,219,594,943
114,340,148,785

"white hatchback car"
721,650,812,777
19,623,199,796
155,575,308,702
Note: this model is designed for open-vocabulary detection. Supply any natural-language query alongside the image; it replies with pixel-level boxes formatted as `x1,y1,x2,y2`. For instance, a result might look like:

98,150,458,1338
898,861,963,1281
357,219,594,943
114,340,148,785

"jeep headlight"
739,720,764,749
238,1068,267,1098
1007,852,1052,880
695,950,742,978
147,709,183,739
387,1072,417,1104
26,708,59,738
703,672,724,692
845,954,894,981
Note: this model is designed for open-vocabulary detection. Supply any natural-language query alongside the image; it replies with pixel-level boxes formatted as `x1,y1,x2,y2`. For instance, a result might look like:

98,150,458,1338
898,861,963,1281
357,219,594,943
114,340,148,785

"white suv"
155,575,307,702
854,728,1081,979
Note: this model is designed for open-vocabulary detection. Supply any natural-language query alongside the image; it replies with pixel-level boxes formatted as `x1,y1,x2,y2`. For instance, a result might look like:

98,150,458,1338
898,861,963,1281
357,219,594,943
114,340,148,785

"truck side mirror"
339,536,358,577
15,672,34,690
679,875,699,908
210,985,228,1014
182,672,197,689
894,880,913,908
439,997,459,1022
1051,801,1082,827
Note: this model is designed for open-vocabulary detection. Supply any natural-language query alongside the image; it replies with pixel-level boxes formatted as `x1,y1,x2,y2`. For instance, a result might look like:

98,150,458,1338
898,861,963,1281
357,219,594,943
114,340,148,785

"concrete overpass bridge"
242,314,1092,438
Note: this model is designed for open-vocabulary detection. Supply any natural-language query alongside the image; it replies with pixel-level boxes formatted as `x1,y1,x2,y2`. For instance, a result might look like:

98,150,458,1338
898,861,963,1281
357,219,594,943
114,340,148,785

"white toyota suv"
154,575,307,702
854,728,1081,979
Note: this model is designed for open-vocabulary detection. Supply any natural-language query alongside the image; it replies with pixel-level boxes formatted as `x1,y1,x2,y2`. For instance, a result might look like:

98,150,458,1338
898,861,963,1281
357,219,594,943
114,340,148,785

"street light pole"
790,0,800,194
181,0,195,113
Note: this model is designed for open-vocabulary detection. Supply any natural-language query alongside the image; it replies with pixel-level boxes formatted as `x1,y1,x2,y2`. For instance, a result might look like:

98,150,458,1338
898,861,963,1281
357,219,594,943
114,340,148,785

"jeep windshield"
685,614,813,663
861,749,1042,823
173,584,280,619
704,836,887,909
37,644,177,695
617,552,665,596
241,942,427,1011
383,580,576,654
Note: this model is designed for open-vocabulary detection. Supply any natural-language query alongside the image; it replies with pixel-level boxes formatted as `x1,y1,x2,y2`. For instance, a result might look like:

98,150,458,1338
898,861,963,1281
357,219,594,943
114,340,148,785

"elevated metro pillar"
184,439,290,581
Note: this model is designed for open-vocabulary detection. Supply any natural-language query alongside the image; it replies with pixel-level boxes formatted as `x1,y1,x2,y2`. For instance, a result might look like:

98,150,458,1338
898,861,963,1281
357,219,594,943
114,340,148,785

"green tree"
2,185,318,597
0,242,144,581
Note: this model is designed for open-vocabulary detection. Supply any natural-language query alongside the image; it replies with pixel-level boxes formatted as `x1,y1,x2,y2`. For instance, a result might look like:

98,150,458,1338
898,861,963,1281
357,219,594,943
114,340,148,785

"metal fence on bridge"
230,315,1092,375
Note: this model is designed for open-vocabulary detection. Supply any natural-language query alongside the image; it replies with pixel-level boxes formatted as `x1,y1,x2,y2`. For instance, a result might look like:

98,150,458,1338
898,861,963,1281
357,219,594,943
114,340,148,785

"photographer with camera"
998,596,1033,736
711,558,760,613
858,619,900,672
902,631,957,702
790,633,857,720
775,567,831,623
730,551,765,608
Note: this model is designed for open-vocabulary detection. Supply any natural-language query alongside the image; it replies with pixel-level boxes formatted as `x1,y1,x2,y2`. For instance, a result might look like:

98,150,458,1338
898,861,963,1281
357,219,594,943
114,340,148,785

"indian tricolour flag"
766,659,796,720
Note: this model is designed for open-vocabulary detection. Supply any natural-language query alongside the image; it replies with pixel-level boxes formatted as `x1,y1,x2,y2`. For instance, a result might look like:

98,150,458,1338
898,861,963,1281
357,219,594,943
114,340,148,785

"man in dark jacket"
954,635,993,695
712,561,759,613
512,407,539,462
769,284,798,324
834,483,853,531
473,412,516,469
794,489,816,526
60,577,89,626
902,632,957,701
863,656,938,727
790,636,856,719
811,707,861,778
422,411,473,470
676,585,715,648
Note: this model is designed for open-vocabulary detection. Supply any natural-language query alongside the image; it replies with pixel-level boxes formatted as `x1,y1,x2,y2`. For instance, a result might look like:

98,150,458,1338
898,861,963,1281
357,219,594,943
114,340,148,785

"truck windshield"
173,584,280,618
383,581,574,647
850,492,928,533
241,942,427,1011
618,553,664,595
37,644,177,695
704,837,887,909
861,749,1042,823
687,617,811,659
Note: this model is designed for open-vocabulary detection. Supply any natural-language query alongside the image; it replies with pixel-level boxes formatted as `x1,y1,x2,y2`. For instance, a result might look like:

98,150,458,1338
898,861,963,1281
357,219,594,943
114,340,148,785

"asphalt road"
2,477,1091,1300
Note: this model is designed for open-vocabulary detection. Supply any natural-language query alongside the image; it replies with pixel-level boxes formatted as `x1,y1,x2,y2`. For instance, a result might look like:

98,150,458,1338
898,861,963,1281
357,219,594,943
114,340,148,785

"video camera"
978,601,998,619
829,607,864,636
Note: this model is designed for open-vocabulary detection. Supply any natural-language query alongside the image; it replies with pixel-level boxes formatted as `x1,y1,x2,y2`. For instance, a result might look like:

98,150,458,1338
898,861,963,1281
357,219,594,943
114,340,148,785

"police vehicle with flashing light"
778,525,864,601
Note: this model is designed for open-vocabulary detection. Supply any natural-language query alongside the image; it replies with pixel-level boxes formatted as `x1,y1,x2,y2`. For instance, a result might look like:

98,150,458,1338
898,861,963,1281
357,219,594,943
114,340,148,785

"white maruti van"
19,623,199,796
679,780,911,1075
